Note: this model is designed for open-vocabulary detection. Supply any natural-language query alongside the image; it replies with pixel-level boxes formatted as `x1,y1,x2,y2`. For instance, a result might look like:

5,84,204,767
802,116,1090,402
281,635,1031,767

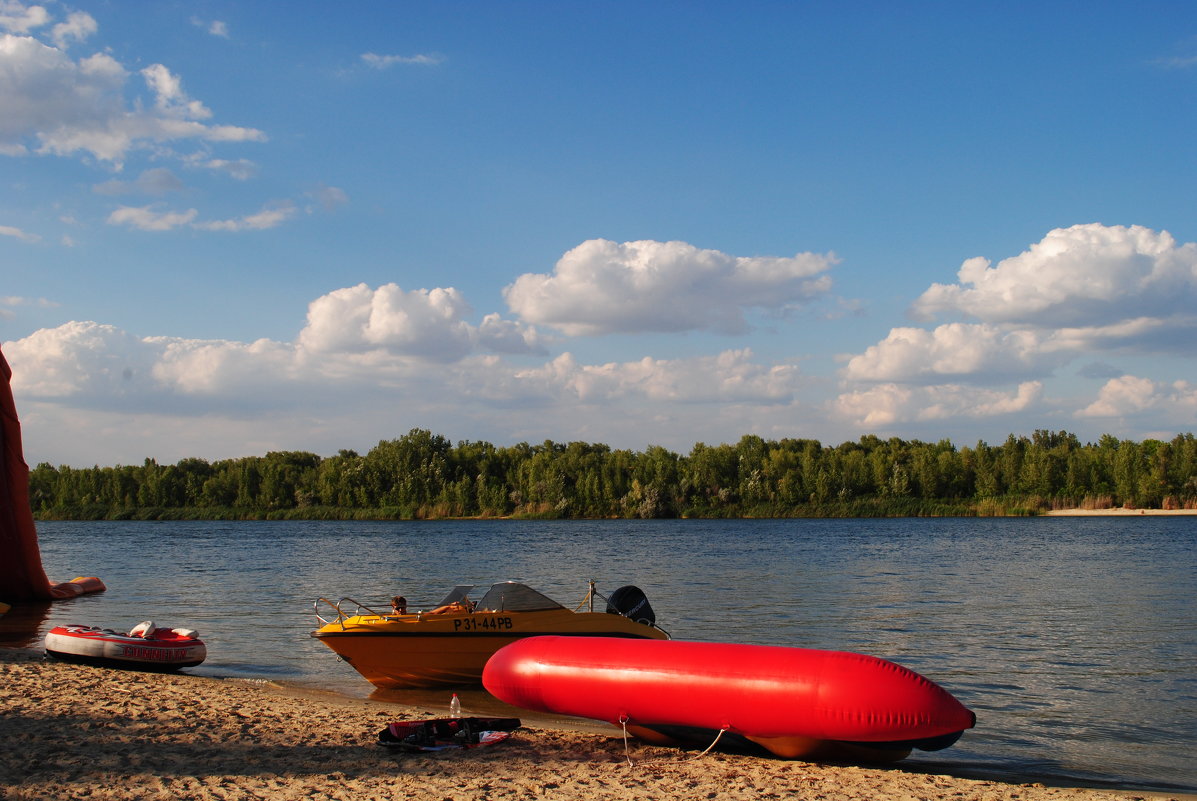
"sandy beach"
1,650,1188,801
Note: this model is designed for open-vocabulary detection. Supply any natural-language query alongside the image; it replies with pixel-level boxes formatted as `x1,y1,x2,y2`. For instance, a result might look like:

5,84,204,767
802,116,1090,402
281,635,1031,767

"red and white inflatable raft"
44,622,207,671
483,636,976,762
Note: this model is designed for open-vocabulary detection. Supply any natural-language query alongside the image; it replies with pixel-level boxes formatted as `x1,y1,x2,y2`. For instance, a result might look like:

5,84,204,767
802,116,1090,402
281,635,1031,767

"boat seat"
128,620,155,638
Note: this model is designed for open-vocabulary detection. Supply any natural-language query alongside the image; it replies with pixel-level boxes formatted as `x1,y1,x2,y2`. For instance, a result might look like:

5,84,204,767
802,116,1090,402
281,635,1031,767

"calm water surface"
3,518,1193,793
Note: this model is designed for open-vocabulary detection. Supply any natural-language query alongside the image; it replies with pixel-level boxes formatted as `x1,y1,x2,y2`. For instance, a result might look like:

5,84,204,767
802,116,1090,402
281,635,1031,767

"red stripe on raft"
483,636,975,743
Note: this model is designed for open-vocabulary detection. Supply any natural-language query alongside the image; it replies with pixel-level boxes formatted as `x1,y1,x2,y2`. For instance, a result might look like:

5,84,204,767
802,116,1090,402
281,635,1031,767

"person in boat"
390,596,408,615
428,598,475,614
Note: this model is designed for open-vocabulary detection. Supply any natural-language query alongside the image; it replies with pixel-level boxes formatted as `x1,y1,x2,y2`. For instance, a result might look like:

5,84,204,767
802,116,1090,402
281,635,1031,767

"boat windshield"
434,585,475,607
476,582,565,612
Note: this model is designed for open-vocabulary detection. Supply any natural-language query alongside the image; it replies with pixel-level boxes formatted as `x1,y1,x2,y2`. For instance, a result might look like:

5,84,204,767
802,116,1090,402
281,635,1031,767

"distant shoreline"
1042,507,1197,516
31,507,1197,521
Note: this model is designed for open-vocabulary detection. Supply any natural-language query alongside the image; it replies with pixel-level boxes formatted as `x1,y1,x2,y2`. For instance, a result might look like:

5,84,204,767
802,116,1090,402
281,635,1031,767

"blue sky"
3,1,1196,466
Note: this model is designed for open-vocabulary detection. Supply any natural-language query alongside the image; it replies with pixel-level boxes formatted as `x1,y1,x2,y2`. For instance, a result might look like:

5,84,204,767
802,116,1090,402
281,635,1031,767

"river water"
2,518,1193,793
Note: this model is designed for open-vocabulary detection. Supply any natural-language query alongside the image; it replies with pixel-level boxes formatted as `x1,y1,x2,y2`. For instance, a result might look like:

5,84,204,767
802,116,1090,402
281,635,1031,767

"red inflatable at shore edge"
483,635,976,762
0,344,104,602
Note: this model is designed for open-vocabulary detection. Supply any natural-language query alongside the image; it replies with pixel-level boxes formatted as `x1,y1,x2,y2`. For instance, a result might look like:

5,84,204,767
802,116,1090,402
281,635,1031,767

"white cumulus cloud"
911,224,1197,329
194,202,297,232
841,323,1062,384
107,205,198,231
361,52,443,69
148,336,300,397
2,294,56,307
834,381,1043,427
200,158,257,180
140,63,211,119
106,202,300,232
1,223,39,242
1,295,57,324
297,283,545,362
297,283,475,362
4,321,316,417
836,224,1197,432
4,314,797,444
0,28,265,164
1077,375,1197,420
504,239,837,336
196,19,229,39
475,313,548,355
93,167,185,196
4,321,165,398
0,1,48,34
4,316,816,465
50,10,95,48
512,349,799,404
305,184,349,211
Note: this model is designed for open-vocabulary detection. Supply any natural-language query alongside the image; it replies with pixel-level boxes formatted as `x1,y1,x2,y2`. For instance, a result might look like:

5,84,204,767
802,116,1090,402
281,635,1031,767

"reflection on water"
6,517,1195,793
0,600,52,648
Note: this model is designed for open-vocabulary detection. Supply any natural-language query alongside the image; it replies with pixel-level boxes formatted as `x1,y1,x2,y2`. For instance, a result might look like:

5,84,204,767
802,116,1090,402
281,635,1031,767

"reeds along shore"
0,650,1186,801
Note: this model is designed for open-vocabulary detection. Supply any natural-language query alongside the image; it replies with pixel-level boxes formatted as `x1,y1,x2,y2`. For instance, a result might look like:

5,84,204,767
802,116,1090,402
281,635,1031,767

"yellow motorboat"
312,581,668,689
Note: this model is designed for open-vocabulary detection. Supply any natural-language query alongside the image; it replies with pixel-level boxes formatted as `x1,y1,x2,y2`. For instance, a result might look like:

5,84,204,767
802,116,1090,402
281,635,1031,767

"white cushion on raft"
128,621,155,638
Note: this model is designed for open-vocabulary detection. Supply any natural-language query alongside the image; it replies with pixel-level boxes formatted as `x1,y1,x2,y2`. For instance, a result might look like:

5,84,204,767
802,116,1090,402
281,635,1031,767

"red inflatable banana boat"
483,636,976,762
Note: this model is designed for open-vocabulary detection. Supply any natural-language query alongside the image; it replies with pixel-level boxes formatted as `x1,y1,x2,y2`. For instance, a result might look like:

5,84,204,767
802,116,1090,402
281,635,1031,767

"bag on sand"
377,717,522,752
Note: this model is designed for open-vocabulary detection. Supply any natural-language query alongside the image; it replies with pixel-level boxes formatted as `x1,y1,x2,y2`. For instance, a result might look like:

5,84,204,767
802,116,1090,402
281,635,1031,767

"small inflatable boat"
44,621,206,671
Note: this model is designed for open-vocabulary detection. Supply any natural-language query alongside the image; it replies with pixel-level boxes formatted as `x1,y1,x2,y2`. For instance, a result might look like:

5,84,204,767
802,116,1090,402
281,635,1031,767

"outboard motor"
605,585,656,626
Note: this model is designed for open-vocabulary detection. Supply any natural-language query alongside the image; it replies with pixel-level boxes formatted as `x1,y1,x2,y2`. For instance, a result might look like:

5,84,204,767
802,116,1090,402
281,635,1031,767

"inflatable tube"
48,576,107,599
483,636,975,760
0,346,53,601
45,624,207,670
1,345,103,602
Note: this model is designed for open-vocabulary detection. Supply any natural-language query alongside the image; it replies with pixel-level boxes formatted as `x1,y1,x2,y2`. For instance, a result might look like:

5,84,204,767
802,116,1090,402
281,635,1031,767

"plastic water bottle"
449,693,461,718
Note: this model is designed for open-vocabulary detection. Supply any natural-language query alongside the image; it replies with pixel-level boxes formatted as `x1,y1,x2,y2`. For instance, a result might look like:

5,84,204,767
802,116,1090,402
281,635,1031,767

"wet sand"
2,650,1190,801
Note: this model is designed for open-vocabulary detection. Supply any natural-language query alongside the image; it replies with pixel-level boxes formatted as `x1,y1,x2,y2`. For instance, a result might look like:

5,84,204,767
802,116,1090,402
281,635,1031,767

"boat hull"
482,636,976,761
313,608,667,689
44,625,206,671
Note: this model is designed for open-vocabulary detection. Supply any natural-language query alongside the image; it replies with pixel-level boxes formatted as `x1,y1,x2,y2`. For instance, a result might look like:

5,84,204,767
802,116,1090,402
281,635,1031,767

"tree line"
27,429,1197,520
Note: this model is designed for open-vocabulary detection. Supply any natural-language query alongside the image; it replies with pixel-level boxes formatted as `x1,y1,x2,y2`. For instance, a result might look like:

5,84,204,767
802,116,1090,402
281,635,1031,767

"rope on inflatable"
620,716,633,767
619,716,729,767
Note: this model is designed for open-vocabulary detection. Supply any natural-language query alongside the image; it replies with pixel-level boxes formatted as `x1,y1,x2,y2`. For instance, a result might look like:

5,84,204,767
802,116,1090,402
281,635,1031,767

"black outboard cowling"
605,585,656,626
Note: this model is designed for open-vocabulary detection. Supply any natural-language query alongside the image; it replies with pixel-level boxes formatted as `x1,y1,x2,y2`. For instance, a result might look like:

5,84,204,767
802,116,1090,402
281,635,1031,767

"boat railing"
572,580,671,639
574,580,602,613
313,597,386,628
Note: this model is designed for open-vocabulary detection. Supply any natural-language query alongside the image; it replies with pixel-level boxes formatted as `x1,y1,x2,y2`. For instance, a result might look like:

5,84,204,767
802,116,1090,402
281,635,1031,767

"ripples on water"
5,517,1194,793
